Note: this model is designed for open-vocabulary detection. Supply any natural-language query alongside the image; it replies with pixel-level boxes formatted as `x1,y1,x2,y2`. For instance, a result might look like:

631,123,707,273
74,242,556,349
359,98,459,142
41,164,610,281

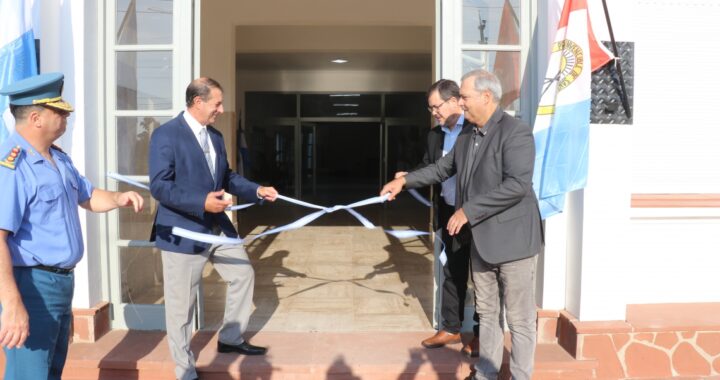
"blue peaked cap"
0,72,73,112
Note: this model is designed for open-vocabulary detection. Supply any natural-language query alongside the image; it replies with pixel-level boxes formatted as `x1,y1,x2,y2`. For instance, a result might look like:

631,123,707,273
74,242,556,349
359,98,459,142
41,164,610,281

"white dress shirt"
183,110,217,173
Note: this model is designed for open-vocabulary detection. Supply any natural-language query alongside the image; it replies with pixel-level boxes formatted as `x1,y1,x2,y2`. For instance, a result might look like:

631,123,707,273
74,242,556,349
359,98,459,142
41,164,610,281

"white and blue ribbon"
108,172,438,258
108,173,255,212
408,188,432,208
107,172,150,191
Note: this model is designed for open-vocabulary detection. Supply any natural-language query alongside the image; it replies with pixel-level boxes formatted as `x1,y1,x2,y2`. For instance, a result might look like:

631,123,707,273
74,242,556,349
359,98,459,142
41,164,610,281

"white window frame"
101,0,196,330
440,0,536,121
436,0,536,331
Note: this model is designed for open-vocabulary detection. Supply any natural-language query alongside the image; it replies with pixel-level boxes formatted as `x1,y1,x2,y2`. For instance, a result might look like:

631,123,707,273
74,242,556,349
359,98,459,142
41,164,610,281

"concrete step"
58,330,597,380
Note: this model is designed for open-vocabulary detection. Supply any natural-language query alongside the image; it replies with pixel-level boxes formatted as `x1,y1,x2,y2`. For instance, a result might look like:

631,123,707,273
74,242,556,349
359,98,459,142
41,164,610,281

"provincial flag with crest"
532,0,613,219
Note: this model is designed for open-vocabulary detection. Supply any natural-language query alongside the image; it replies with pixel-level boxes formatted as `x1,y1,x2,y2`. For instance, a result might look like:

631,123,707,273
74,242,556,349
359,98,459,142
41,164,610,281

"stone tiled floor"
202,198,437,332
61,330,596,379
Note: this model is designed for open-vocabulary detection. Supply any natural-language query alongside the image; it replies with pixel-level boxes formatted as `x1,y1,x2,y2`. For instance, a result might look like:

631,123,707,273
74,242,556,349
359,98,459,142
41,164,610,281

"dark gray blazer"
404,108,543,264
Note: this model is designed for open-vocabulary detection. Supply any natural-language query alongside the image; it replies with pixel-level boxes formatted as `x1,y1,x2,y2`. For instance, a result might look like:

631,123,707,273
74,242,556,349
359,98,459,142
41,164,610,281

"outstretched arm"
81,189,144,213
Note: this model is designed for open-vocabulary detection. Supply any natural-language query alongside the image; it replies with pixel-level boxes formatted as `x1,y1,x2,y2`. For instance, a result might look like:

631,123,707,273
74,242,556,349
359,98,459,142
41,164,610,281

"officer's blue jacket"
0,133,94,268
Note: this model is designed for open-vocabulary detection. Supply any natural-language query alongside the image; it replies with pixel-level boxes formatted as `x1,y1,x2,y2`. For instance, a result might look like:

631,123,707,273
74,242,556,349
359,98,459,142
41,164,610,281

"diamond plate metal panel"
591,41,634,124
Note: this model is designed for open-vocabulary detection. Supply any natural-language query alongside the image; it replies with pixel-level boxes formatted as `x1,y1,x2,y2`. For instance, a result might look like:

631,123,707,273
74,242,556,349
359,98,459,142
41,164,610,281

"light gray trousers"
162,244,254,380
471,252,537,380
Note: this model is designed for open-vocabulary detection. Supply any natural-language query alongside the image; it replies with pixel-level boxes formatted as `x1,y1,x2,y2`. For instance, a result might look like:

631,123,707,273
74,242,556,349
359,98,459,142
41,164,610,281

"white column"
570,124,631,321
39,0,102,309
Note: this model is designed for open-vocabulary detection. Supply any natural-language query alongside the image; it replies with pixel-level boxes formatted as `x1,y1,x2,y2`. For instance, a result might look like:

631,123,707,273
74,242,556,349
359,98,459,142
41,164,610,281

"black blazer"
415,118,473,207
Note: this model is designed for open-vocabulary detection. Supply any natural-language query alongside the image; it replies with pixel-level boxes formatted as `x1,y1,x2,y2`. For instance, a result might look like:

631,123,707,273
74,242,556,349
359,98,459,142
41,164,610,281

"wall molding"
631,194,720,208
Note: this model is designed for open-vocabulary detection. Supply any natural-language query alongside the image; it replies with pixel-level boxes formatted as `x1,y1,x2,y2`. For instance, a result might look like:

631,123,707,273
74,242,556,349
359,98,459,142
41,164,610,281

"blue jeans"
2,267,74,380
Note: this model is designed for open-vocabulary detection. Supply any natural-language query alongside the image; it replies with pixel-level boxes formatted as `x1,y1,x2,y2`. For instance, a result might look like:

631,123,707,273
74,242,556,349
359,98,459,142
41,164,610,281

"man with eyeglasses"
382,70,543,380
396,79,479,357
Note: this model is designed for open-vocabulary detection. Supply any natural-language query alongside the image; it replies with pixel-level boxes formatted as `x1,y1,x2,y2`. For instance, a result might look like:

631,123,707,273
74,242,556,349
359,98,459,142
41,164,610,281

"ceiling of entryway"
226,0,434,72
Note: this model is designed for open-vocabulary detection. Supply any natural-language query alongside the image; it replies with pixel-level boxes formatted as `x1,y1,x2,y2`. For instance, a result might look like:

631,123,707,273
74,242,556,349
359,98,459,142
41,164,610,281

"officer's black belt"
32,265,74,275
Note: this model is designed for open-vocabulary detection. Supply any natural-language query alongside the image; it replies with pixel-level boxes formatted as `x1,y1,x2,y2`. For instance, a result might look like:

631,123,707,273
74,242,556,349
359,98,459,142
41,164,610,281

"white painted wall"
540,0,720,321
626,209,720,305
38,0,102,309
629,1,720,194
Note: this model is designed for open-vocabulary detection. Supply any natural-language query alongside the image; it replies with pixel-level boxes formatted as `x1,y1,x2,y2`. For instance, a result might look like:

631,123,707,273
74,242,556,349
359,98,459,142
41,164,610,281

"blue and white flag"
532,0,612,219
0,0,38,144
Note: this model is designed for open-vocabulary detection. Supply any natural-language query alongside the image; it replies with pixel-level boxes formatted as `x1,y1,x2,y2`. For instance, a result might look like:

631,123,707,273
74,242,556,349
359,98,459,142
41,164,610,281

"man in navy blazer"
149,77,277,380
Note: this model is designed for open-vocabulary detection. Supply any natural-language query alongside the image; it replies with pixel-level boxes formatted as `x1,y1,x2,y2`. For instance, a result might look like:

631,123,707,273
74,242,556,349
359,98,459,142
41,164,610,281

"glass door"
105,0,195,329
300,122,382,205
301,123,317,198
438,0,533,329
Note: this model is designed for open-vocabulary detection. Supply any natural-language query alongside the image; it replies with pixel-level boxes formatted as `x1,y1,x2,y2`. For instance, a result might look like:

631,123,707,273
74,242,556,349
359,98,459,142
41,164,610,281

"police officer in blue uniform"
0,72,144,380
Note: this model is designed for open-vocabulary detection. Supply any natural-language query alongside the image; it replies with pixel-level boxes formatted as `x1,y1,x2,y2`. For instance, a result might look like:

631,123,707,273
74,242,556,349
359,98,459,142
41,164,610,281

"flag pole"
600,0,632,118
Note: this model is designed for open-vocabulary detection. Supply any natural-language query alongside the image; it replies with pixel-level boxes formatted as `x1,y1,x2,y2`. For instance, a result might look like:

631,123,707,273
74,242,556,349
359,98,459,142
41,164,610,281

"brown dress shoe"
421,330,461,348
461,336,479,357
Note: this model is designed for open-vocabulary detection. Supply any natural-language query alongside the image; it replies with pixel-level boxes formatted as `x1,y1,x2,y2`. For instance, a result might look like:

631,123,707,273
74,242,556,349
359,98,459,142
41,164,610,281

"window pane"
117,51,172,110
463,0,521,45
116,0,173,45
245,124,296,195
117,116,169,175
120,247,164,304
117,182,155,241
462,50,520,111
386,124,427,180
115,116,167,240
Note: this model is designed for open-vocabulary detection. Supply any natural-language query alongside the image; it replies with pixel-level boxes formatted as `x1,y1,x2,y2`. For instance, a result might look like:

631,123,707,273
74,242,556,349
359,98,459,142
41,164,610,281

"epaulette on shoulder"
0,145,22,170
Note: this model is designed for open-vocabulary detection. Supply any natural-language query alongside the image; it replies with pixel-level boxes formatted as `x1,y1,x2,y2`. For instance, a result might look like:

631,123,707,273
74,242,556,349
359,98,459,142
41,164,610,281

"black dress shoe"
217,341,267,355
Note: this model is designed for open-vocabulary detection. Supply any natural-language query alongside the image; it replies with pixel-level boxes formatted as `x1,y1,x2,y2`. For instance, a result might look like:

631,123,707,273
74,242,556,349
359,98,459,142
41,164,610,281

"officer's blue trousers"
2,267,74,380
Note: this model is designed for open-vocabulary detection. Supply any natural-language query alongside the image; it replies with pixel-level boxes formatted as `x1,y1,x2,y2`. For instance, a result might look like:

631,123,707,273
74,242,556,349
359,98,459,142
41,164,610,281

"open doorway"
197,1,437,332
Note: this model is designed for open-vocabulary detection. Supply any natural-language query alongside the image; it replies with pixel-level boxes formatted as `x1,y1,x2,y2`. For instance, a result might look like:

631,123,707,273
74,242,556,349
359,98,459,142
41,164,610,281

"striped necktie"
199,128,215,182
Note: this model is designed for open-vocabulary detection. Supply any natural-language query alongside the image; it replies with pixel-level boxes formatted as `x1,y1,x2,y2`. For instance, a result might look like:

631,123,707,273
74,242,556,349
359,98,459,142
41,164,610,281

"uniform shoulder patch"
0,146,22,170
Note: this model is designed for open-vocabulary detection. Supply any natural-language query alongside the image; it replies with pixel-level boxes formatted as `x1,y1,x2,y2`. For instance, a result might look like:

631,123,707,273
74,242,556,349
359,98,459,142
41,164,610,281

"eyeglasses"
427,99,449,113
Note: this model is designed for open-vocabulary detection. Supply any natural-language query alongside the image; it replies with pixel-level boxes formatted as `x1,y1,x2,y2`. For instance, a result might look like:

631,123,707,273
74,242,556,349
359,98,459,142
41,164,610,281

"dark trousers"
2,268,74,380
437,199,479,335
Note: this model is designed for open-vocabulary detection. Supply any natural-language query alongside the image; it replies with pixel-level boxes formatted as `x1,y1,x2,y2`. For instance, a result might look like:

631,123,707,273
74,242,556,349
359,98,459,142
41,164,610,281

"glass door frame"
437,0,536,330
103,0,196,330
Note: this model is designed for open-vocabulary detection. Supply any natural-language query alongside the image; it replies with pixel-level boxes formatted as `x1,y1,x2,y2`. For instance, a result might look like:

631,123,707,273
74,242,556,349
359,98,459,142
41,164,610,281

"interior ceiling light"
331,58,348,64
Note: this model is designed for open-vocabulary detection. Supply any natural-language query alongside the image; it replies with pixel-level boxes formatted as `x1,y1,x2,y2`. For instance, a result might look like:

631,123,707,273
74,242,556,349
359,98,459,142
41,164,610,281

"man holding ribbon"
0,72,144,379
381,70,543,380
397,79,480,357
149,77,277,380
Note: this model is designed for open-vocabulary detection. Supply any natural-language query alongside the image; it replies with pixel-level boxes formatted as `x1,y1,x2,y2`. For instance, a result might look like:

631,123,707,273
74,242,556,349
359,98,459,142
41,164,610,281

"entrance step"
58,330,597,379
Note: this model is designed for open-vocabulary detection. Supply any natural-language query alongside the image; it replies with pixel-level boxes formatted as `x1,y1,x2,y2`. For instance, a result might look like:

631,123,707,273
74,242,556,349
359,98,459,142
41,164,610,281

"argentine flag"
532,0,612,219
0,0,38,144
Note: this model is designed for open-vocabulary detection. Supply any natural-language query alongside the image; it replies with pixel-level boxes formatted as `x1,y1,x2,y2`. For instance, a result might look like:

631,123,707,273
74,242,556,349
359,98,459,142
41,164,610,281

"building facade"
6,0,720,377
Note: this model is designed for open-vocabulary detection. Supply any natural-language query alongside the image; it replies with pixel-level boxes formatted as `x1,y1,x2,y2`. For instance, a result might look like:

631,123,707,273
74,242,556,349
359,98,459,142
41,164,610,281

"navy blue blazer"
148,112,260,254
